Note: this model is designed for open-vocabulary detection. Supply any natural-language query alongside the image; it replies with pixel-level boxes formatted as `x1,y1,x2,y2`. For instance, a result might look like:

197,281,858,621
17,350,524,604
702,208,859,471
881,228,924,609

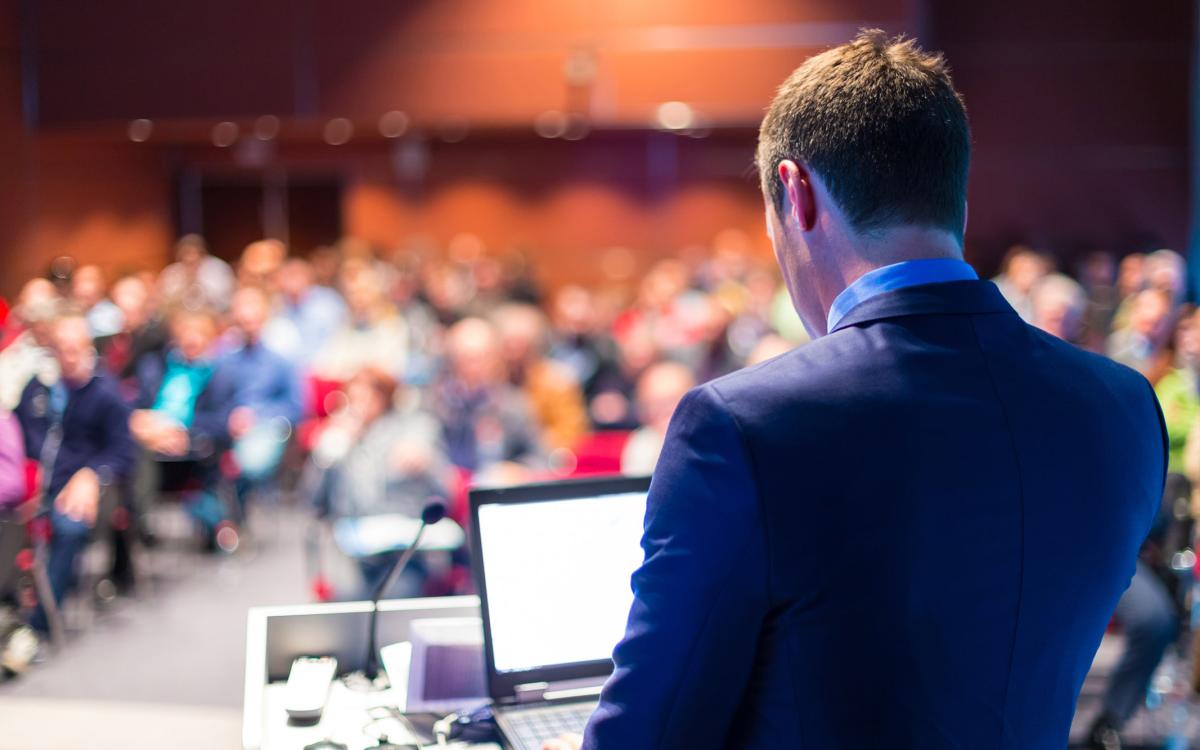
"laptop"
469,475,652,750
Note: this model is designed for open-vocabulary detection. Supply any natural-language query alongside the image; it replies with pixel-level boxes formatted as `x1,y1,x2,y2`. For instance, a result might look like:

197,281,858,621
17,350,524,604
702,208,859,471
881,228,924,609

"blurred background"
0,1,1197,749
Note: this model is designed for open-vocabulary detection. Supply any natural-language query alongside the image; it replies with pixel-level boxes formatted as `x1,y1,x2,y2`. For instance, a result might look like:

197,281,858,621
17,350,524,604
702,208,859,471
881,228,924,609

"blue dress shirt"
827,258,979,332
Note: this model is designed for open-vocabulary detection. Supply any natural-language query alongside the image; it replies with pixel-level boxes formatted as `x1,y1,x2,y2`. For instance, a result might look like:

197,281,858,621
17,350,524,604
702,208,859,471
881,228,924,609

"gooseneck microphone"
363,499,448,681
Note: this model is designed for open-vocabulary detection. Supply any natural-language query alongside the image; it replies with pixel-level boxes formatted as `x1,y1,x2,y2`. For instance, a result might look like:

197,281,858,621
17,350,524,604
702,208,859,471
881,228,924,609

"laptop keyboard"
501,701,598,750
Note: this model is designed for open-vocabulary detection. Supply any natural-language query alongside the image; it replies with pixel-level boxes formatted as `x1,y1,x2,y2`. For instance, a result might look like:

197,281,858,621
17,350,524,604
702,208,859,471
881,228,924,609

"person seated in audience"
991,244,1051,322
1078,251,1119,353
237,239,286,288
1110,252,1150,332
129,308,236,548
313,258,409,382
1145,308,1200,475
1145,248,1187,305
158,235,235,313
492,302,588,453
262,257,347,371
1106,288,1174,374
620,361,695,476
101,274,169,401
220,287,302,511
587,320,660,430
0,278,62,411
548,284,621,404
433,317,544,477
307,366,451,597
1029,273,1087,344
0,407,26,511
70,264,123,340
14,314,133,633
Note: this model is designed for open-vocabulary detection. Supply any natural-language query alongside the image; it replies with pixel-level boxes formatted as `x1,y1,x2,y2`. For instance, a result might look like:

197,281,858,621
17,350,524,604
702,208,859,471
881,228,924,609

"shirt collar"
827,258,979,333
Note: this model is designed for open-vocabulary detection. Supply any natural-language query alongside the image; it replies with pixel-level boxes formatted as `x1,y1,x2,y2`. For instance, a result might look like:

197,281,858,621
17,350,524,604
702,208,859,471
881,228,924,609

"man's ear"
778,160,817,232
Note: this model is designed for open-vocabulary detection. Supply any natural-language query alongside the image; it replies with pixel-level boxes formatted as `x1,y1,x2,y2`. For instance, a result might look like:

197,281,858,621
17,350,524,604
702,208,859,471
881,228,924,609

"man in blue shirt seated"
130,308,236,548
220,286,302,512
15,313,133,632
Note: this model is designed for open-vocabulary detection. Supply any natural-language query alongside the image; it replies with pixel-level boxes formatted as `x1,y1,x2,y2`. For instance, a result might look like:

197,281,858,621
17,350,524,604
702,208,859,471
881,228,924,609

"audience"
313,258,409,381
0,279,62,410
992,244,1052,322
262,258,347,370
1030,273,1087,344
102,273,168,399
71,265,123,339
158,235,235,313
0,409,25,510
307,366,451,597
220,286,302,510
492,302,588,453
433,317,544,476
130,309,236,544
14,314,133,632
620,361,695,475
1107,288,1174,374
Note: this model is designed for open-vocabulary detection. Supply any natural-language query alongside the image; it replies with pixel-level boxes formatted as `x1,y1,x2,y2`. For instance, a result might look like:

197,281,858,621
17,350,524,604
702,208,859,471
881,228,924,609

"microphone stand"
363,501,447,683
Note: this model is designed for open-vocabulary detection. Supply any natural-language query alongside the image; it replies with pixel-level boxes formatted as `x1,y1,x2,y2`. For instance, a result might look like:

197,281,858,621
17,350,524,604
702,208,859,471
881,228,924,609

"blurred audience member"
1146,249,1186,305
70,265,123,339
1078,252,1119,352
238,239,286,288
263,257,347,370
1110,252,1149,332
1107,289,1174,374
548,285,620,402
0,279,62,410
158,235,235,313
434,317,543,475
620,362,695,476
493,303,588,453
1146,309,1200,475
314,259,408,381
130,309,236,544
15,314,133,632
992,245,1050,322
308,367,450,596
102,274,168,397
221,287,302,507
0,409,24,510
1030,273,1087,344
588,321,660,430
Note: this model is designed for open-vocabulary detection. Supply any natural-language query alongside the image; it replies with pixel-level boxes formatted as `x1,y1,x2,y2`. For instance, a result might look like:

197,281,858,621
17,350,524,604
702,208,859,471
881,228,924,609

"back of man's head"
757,29,970,241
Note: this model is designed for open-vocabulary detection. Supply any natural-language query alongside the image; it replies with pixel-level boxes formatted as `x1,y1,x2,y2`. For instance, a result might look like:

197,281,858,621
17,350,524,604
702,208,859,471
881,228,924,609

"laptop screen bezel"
468,474,652,704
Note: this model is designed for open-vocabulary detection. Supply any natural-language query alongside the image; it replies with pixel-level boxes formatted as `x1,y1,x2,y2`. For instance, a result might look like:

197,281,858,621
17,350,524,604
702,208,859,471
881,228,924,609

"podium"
242,595,495,750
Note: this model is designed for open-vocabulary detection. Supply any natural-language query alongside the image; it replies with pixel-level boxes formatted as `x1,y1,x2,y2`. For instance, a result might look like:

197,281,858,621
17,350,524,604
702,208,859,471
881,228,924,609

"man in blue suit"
547,30,1166,750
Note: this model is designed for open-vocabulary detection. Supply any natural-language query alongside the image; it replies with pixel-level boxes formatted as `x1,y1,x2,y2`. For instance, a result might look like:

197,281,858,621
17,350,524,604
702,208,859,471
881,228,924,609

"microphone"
363,500,447,681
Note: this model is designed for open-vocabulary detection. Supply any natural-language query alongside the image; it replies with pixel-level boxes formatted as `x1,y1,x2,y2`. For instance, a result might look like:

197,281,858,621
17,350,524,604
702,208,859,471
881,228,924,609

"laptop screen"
475,490,647,674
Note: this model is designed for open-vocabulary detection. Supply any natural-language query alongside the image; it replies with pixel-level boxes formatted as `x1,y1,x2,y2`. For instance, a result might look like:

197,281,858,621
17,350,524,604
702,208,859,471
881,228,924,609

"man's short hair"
756,29,970,240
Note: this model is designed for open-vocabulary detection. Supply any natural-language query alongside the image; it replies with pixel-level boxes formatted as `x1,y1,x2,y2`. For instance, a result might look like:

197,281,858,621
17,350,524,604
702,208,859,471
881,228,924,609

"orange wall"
0,0,172,299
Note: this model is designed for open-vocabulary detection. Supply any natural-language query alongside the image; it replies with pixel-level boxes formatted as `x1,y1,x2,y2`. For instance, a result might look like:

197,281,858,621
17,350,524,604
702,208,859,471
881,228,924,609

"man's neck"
819,227,964,327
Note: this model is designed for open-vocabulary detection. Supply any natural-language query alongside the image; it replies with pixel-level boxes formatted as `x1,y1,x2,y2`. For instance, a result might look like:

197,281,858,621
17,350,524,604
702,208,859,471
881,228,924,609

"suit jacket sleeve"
583,383,770,750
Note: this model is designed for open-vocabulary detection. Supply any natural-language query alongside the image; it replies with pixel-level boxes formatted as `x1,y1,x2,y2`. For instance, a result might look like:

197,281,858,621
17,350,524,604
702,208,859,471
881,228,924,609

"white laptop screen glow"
477,491,647,674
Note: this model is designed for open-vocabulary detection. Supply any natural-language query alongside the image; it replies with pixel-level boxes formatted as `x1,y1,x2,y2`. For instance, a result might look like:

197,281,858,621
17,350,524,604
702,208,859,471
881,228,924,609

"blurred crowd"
0,231,808,665
2,234,1199,703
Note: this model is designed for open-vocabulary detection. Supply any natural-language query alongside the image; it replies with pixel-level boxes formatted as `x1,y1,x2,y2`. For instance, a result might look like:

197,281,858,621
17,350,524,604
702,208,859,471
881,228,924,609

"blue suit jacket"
584,280,1167,749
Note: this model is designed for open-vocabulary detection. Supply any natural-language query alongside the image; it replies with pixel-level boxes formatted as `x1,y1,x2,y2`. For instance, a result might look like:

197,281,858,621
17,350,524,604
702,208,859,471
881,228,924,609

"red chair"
568,431,633,477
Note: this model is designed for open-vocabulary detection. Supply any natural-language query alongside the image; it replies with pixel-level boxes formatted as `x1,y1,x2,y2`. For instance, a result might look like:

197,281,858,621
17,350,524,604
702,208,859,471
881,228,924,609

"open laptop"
469,475,651,750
